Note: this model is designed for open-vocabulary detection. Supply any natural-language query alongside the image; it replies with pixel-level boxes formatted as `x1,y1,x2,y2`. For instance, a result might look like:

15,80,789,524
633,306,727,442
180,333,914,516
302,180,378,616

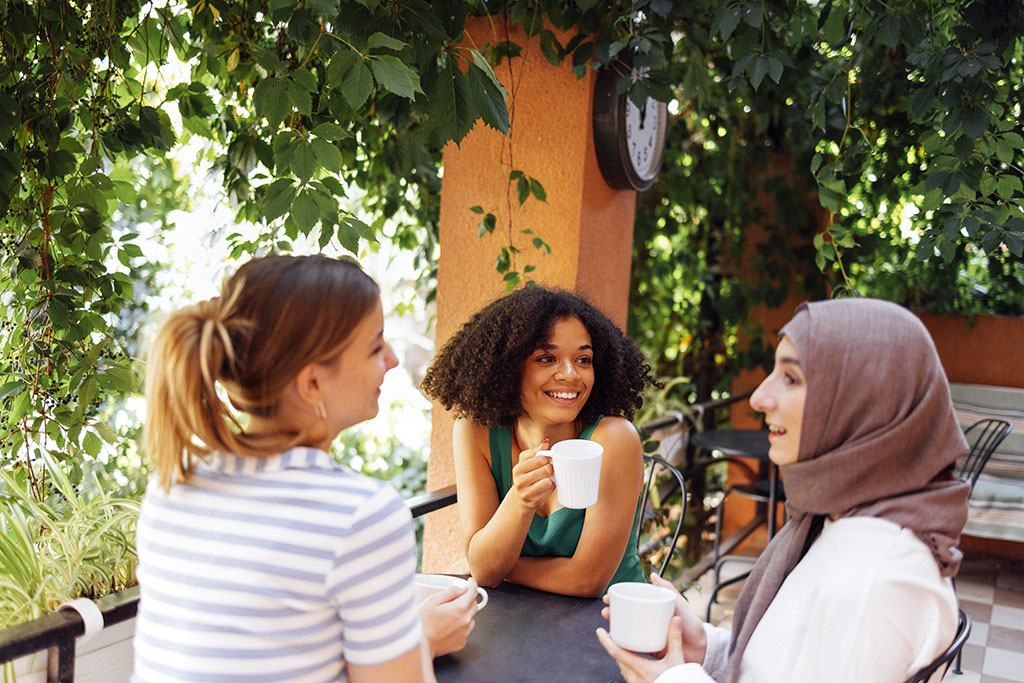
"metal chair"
957,418,1012,493
704,465,786,621
948,418,1010,673
904,608,971,683
637,455,687,578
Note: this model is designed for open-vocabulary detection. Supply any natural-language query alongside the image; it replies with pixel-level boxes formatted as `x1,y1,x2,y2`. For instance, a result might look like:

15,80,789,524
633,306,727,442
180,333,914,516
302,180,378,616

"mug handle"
535,450,556,486
474,586,488,611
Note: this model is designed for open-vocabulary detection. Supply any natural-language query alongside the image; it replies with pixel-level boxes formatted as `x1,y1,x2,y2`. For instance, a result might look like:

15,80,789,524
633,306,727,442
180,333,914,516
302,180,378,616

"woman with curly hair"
421,286,660,597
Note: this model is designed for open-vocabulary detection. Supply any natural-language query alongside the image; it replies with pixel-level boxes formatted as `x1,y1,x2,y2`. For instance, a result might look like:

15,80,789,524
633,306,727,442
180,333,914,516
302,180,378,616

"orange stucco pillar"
421,19,637,572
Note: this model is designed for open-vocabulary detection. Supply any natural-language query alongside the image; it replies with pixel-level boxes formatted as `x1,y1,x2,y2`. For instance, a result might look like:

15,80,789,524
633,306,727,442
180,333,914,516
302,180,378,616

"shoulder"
590,416,641,447
454,417,491,442
798,517,955,608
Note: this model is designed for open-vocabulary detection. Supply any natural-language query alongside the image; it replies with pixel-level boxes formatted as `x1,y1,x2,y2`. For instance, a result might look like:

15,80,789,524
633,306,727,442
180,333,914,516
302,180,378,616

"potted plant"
0,457,141,682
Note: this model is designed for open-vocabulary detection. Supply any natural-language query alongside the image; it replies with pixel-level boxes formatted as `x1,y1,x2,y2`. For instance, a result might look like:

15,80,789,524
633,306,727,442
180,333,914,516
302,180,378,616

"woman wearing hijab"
597,298,970,683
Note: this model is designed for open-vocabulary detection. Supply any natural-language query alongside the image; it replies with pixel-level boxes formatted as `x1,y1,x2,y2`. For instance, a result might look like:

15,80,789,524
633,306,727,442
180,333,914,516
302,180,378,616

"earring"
315,401,328,421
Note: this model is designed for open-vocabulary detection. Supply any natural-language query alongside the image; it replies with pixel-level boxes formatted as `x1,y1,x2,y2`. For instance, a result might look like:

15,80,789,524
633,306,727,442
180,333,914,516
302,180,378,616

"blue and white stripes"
131,448,422,682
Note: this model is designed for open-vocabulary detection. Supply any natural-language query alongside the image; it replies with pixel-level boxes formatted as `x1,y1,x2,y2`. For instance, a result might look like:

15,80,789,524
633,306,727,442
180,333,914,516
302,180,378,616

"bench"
950,383,1024,542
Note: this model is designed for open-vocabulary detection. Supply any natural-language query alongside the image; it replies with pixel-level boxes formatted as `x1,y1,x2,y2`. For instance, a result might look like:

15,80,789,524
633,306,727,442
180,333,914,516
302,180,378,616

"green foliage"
0,458,139,627
629,0,1024,405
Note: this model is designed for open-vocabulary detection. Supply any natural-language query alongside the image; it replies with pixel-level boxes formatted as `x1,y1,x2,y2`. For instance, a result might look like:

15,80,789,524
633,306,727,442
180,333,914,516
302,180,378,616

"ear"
293,362,322,407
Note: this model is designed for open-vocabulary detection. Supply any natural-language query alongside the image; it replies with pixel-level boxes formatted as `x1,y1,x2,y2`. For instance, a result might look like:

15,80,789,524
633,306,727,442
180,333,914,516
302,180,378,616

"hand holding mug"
511,438,555,509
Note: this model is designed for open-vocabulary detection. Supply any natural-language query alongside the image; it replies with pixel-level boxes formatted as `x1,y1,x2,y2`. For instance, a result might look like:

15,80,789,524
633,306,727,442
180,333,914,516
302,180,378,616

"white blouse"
655,517,958,683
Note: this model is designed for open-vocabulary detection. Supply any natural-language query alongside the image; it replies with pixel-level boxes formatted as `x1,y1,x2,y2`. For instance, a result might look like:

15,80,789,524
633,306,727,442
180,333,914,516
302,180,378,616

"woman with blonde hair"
598,298,969,682
134,254,476,683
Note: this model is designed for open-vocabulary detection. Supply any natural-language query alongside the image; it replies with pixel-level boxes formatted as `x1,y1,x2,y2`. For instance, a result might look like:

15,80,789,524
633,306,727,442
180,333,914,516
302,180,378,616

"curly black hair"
421,286,660,428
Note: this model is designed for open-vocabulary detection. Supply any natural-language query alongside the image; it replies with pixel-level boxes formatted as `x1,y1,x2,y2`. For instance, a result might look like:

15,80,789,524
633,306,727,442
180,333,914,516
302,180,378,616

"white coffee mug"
608,582,676,652
541,439,603,508
413,574,488,610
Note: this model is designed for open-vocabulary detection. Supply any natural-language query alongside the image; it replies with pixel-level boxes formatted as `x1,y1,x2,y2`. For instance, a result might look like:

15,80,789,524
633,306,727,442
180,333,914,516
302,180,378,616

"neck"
514,416,580,450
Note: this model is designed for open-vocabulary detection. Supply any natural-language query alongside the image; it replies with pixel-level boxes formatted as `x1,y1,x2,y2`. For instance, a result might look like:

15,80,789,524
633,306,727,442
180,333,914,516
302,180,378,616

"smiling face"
749,335,807,466
519,317,595,427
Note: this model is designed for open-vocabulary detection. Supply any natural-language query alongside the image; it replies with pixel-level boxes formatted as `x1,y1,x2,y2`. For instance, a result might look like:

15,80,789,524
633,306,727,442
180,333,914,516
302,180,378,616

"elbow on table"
468,567,505,588
570,577,608,599
465,557,506,587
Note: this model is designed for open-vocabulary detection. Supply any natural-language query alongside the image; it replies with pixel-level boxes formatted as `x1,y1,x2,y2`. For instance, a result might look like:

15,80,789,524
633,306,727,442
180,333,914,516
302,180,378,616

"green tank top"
488,417,646,592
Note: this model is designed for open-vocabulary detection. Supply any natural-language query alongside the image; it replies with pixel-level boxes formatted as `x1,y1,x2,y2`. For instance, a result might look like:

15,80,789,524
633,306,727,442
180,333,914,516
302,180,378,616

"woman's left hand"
596,616,686,683
419,578,479,657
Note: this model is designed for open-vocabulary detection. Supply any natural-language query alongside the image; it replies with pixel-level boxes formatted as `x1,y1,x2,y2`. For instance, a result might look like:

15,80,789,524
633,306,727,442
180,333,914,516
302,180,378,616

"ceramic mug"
413,574,488,610
538,439,604,508
608,582,676,652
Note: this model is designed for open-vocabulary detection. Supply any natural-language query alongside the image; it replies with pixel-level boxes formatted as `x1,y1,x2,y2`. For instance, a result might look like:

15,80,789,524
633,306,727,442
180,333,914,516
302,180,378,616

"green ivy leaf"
83,431,102,458
530,178,546,202
291,68,318,92
264,178,298,221
292,190,320,232
516,176,530,204
713,5,741,40
823,6,847,45
367,32,408,52
311,138,343,172
426,61,476,145
336,56,374,111
370,55,423,100
311,122,348,140
750,56,769,91
291,142,317,183
284,78,312,116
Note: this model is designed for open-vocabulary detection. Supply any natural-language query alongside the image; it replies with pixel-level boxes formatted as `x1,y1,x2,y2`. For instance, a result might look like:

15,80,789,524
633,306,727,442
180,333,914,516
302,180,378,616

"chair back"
638,455,687,577
903,608,971,683
957,418,1013,493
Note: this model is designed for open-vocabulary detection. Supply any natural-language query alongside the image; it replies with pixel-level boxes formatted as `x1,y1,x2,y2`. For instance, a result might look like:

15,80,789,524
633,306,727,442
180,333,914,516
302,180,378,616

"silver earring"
316,401,328,421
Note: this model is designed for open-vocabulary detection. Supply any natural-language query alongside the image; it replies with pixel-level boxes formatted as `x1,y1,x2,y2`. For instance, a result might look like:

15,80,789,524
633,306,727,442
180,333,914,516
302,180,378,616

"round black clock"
592,64,668,192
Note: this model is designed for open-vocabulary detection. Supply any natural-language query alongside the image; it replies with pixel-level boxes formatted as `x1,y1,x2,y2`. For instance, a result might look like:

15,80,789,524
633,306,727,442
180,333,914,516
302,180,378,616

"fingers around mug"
518,438,550,465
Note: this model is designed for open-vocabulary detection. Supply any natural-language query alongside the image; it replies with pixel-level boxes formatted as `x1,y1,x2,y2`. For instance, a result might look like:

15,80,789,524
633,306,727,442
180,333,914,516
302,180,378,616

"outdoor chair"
904,608,970,683
638,455,687,578
957,418,1013,493
948,417,1010,673
704,459,786,621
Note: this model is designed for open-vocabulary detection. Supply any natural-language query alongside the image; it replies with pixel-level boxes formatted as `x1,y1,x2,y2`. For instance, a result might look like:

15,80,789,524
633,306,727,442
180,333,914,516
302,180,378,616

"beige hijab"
723,298,970,682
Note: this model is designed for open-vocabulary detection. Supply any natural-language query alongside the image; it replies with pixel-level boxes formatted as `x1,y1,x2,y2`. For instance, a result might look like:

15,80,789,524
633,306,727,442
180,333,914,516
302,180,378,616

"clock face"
624,96,663,180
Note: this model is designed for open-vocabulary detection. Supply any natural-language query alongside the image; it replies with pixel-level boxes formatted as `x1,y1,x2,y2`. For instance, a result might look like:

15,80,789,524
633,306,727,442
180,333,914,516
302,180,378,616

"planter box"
0,587,138,683
8,617,134,683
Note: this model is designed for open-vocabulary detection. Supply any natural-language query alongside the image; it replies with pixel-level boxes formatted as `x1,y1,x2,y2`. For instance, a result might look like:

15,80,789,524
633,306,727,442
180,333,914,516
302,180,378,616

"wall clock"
592,64,668,192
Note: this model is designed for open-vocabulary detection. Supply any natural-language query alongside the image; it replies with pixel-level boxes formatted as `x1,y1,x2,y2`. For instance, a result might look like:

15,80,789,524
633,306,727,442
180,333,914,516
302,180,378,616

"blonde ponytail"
144,255,379,490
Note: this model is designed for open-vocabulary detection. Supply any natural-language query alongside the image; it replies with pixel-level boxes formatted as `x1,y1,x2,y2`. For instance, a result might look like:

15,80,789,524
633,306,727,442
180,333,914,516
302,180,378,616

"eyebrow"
536,343,593,351
777,355,802,367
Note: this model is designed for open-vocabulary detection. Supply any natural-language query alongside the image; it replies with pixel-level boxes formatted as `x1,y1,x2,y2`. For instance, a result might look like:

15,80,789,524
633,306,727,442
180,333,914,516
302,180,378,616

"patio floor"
684,531,1024,682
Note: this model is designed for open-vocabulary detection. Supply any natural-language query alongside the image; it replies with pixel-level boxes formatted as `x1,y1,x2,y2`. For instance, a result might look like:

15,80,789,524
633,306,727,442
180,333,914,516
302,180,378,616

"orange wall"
422,19,638,571
918,312,1024,389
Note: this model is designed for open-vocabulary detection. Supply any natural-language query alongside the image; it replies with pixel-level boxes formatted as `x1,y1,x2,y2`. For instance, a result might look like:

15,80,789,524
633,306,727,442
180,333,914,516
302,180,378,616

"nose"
749,375,774,414
554,358,578,380
384,342,399,371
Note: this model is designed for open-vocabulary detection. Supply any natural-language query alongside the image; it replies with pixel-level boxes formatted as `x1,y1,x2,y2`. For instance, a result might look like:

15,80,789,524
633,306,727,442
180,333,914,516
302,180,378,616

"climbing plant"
627,0,1024,408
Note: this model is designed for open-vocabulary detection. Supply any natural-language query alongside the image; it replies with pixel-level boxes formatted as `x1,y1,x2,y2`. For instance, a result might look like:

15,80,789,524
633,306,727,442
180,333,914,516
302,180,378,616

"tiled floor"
685,550,1024,682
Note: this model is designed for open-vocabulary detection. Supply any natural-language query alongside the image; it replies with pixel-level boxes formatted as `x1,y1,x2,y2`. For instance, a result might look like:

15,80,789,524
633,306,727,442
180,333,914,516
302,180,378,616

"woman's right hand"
601,573,708,665
510,438,555,510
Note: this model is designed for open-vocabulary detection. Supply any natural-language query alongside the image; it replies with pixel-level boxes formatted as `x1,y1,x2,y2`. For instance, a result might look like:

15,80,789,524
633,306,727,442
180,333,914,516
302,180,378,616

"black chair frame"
957,418,1013,493
638,455,687,578
904,608,971,683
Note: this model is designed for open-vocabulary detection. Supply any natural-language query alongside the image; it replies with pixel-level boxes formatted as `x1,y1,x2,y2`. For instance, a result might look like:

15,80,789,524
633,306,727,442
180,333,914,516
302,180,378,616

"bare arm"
347,641,433,683
505,418,644,596
453,418,557,587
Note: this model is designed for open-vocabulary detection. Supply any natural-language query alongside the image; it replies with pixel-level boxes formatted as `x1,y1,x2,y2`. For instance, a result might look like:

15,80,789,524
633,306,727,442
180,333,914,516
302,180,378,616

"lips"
545,390,581,402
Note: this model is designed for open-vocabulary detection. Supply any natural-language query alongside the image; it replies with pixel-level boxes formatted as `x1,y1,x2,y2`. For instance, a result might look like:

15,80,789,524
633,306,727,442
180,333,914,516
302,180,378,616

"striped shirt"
131,448,422,682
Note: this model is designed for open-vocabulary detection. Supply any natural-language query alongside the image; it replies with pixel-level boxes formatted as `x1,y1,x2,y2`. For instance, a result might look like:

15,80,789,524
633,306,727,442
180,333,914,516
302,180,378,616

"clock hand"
639,100,647,130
